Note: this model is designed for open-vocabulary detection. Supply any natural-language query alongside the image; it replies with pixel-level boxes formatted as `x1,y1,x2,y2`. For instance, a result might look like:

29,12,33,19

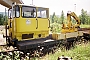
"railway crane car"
4,3,86,53
52,11,83,42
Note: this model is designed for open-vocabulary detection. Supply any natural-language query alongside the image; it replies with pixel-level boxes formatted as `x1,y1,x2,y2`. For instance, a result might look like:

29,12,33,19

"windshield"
22,6,36,18
37,8,48,18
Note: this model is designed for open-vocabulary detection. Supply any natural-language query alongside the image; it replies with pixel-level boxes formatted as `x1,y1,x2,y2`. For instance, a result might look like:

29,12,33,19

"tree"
79,9,88,24
0,14,8,25
88,16,90,25
60,10,64,24
50,15,53,23
0,14,4,25
50,12,59,23
51,12,56,23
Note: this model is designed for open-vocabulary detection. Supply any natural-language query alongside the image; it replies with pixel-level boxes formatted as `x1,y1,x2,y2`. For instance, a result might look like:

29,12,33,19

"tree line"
79,9,90,25
50,9,90,25
0,14,8,25
0,14,5,25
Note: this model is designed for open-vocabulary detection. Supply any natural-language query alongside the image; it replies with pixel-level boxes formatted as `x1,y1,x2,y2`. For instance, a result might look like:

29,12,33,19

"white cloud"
0,0,90,16
22,0,90,16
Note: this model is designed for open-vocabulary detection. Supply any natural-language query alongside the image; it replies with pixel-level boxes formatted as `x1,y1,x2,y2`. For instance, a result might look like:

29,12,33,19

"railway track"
0,40,89,60
0,40,90,60
0,39,73,60
0,38,88,60
0,28,90,60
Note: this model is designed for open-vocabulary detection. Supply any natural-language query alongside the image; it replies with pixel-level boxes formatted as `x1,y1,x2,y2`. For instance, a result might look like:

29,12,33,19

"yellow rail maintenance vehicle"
5,4,84,52
6,4,56,52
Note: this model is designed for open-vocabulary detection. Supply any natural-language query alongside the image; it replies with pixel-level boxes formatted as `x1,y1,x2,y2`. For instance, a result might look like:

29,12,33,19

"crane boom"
67,12,81,28
61,11,81,33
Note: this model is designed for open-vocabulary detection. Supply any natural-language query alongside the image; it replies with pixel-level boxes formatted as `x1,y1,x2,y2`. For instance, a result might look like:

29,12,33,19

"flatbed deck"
79,28,90,34
79,28,90,40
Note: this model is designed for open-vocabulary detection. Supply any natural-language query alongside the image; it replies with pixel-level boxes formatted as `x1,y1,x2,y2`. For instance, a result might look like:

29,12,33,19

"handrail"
36,19,38,29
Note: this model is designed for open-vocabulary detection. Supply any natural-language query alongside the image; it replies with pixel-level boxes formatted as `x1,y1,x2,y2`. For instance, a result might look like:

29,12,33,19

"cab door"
16,6,37,32
16,18,37,32
37,8,49,31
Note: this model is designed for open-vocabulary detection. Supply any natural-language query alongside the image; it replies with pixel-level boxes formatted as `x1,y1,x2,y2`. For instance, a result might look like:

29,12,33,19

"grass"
80,25,90,28
36,42,90,60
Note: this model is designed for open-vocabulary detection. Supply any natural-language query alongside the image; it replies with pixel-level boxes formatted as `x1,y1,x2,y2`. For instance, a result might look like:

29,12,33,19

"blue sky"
0,0,90,16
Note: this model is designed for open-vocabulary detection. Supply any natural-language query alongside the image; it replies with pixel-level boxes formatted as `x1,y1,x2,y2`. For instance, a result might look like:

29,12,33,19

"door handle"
36,19,38,29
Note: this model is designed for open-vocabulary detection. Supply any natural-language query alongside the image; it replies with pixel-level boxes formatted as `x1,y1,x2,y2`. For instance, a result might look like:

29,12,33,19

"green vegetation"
79,9,90,25
0,14,8,25
80,24,90,28
38,42,90,60
0,14,5,25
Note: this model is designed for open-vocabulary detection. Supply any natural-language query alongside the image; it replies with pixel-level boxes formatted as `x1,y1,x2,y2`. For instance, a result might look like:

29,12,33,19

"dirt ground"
0,26,9,45
0,33,6,45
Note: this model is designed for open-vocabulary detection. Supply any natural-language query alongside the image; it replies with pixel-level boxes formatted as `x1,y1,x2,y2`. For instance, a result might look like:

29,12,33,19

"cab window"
15,5,20,17
8,8,15,18
8,9,12,18
37,8,48,18
22,6,36,18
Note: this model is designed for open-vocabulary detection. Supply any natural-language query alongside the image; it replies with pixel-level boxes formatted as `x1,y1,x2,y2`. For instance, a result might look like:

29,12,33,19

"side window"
8,8,15,18
8,9,12,18
37,8,47,18
8,5,20,18
15,6,20,17
13,8,15,17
